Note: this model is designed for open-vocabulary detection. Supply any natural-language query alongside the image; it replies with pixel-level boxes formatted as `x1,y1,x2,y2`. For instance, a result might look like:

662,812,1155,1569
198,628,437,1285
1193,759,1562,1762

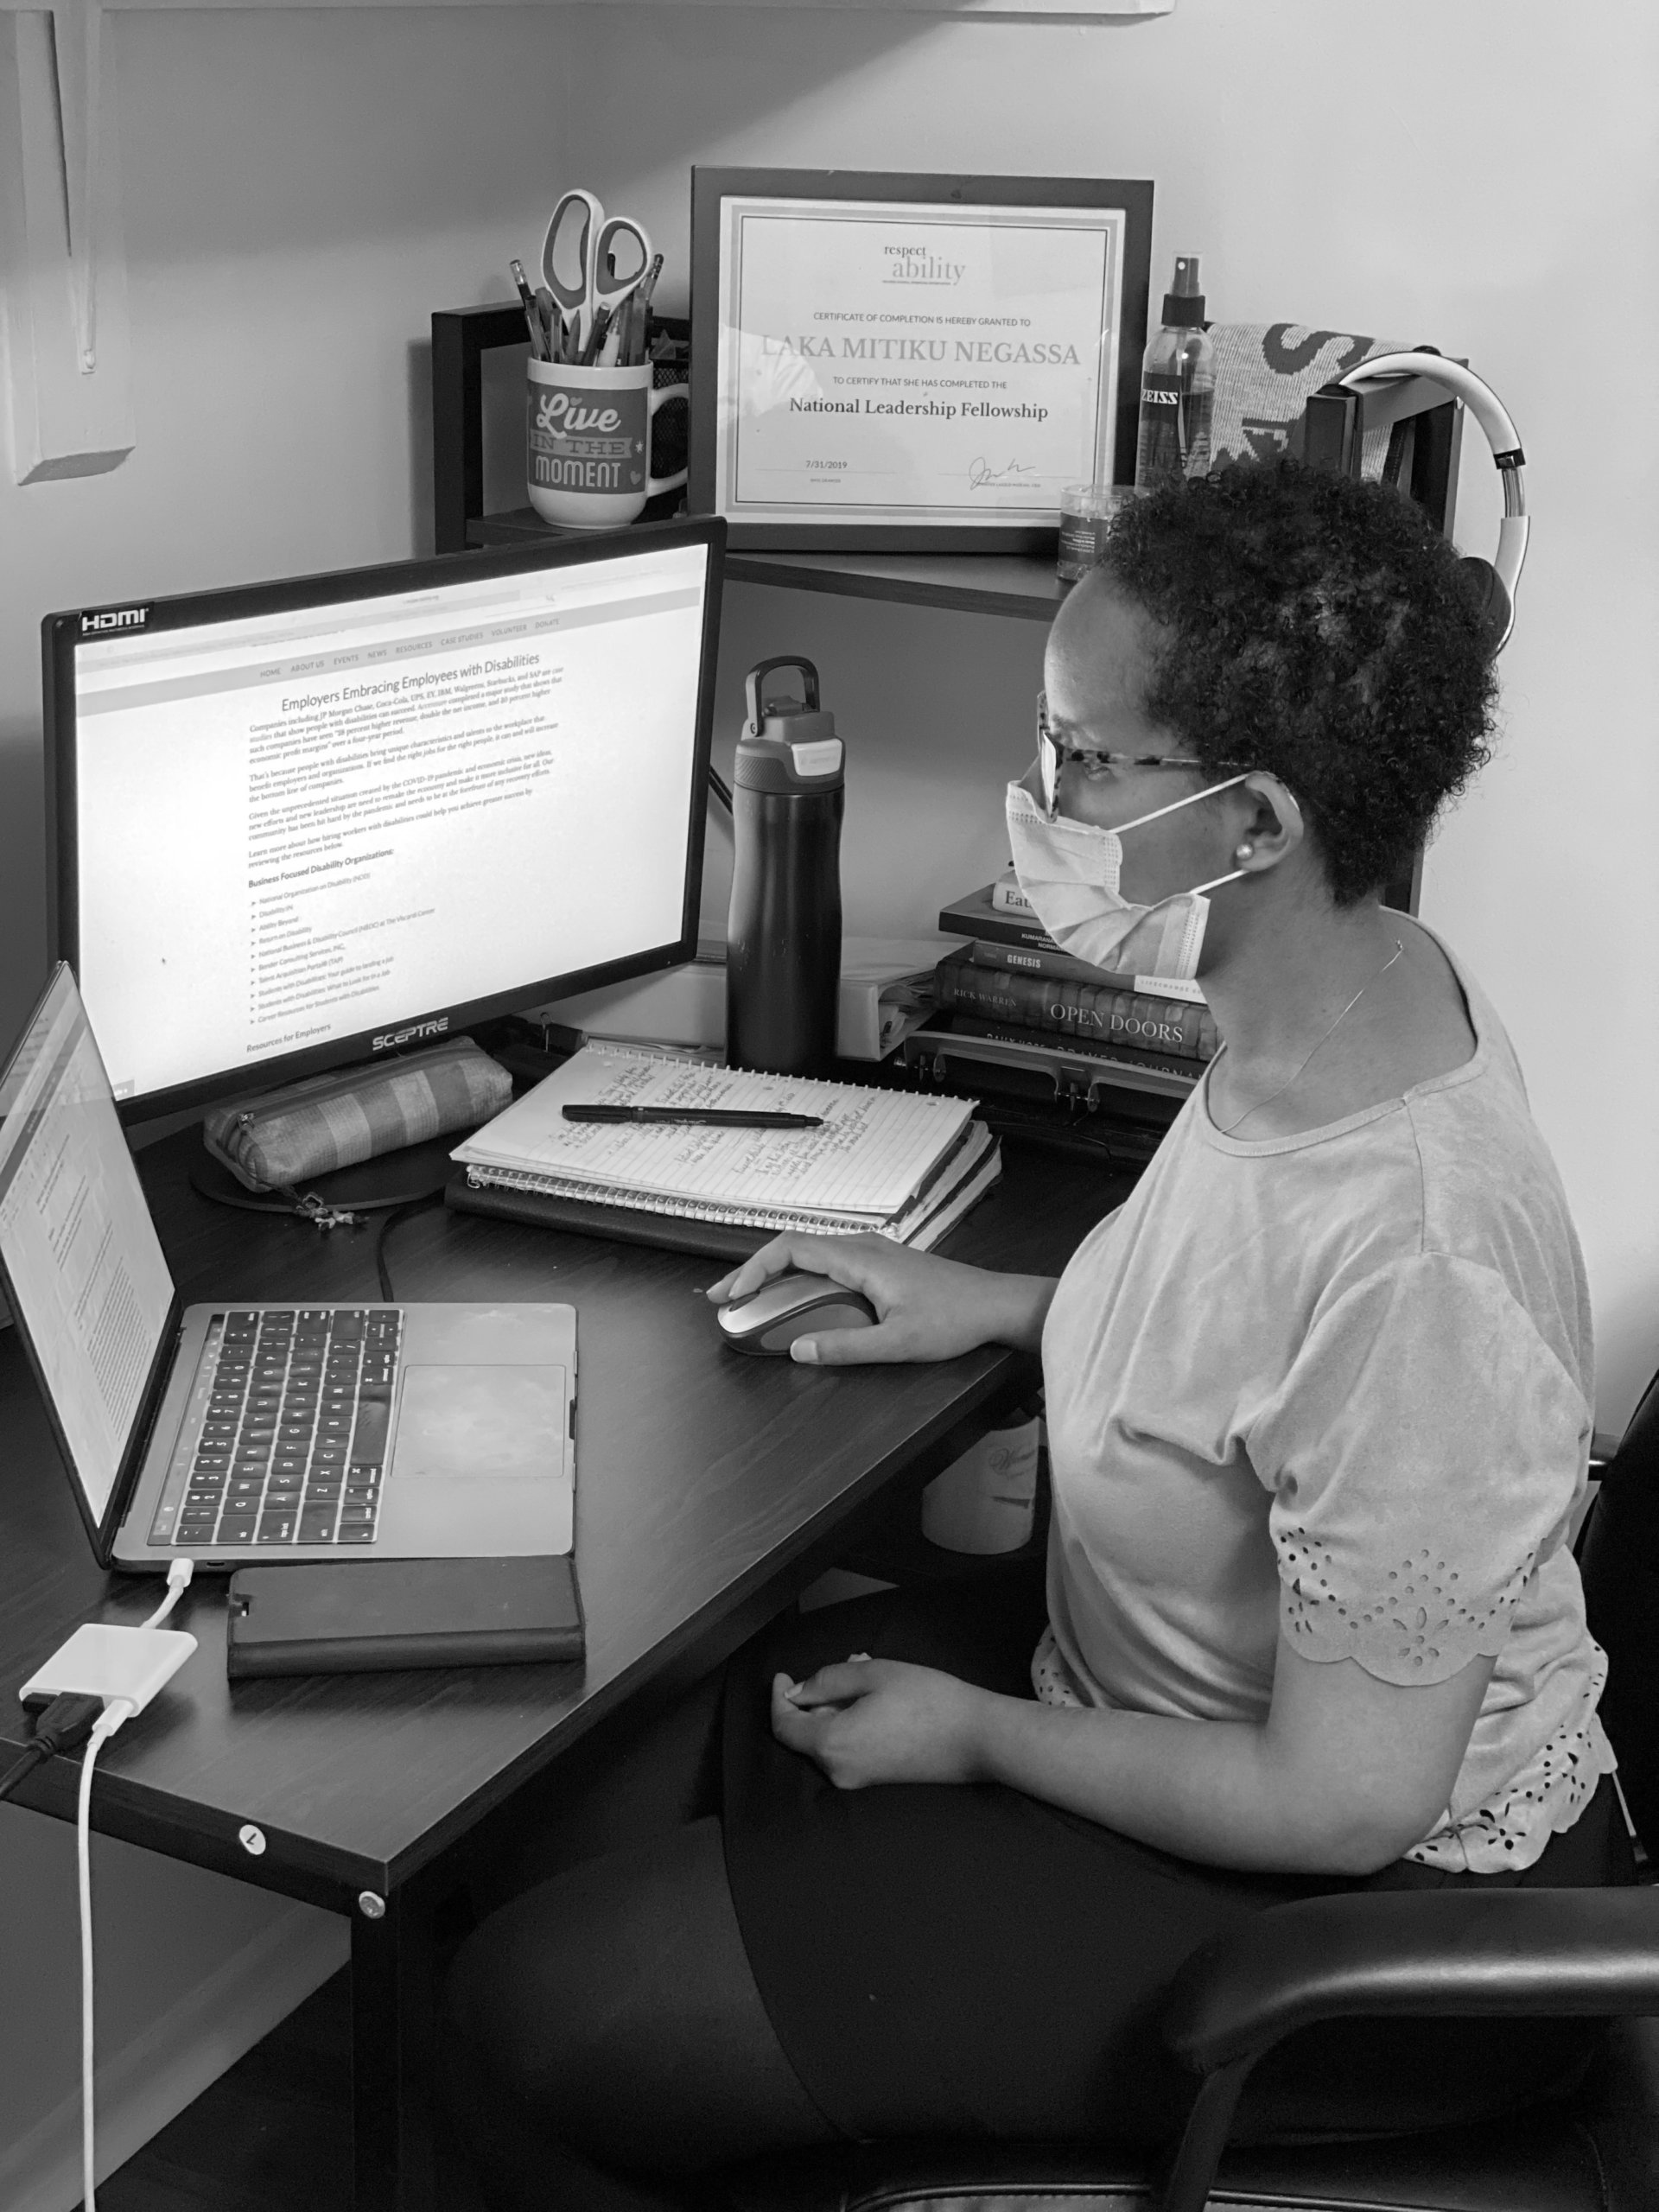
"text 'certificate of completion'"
714,196,1127,525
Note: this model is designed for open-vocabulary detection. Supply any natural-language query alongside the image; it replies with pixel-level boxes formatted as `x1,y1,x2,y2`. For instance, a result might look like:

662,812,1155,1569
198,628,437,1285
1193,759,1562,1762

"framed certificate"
690,168,1153,550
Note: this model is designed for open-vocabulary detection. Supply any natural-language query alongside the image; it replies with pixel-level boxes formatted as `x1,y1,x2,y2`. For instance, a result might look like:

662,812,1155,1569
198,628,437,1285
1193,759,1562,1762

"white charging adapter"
19,1624,197,1719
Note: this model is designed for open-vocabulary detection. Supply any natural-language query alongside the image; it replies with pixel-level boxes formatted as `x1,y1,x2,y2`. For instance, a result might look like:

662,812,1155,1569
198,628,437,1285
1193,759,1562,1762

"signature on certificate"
968,456,1038,489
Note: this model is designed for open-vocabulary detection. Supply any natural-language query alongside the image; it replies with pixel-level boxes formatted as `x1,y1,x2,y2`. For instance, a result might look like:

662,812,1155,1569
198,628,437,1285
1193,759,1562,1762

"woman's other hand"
769,1657,996,1788
705,1233,1055,1366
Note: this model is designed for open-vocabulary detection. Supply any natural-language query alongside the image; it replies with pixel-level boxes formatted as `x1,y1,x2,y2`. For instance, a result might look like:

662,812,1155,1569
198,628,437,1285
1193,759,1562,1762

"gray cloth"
1207,321,1413,477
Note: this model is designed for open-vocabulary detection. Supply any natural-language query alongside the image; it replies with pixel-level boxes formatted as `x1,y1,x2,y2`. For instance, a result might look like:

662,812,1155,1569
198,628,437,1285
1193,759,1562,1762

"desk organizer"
433,304,689,555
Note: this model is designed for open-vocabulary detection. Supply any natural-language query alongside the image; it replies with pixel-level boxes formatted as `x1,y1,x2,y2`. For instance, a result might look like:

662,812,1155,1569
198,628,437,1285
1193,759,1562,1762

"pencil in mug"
612,295,639,370
509,259,543,359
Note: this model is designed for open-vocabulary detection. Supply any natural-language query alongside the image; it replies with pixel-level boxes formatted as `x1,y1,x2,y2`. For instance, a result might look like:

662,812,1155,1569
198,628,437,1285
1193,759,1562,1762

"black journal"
226,1556,585,1677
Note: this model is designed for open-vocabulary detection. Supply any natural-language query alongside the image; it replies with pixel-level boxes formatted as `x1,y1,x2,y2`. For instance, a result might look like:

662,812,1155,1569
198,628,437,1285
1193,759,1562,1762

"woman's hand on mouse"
770,1657,995,1788
706,1234,1056,1364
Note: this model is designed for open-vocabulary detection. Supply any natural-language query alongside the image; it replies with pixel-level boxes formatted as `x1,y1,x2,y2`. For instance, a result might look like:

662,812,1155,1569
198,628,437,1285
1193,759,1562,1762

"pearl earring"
1236,843,1253,861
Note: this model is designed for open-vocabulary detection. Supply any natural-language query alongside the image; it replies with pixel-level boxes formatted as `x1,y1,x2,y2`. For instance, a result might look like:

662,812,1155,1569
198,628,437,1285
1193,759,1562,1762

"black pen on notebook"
563,1104,823,1129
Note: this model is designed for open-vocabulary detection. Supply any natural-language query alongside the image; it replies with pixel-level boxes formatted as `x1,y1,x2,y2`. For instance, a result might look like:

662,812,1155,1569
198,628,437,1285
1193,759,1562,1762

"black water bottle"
726,657,844,1075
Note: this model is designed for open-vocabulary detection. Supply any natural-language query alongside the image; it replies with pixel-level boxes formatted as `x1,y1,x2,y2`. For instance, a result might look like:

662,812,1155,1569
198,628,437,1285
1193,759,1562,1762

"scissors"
541,189,653,365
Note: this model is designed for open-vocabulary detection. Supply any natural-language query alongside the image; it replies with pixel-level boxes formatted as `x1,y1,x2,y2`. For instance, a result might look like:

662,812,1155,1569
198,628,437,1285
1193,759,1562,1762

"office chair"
729,1356,1659,2212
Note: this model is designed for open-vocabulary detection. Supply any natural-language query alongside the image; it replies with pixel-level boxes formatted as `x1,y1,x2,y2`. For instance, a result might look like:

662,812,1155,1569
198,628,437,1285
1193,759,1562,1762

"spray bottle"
1134,255,1215,490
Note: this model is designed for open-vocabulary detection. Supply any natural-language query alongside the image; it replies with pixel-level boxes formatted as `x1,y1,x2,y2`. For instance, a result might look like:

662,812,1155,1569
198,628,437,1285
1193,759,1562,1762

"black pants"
444,1573,1635,2212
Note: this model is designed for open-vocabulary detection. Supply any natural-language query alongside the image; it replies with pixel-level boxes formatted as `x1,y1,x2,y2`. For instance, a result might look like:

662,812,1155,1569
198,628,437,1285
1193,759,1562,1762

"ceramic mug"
526,357,688,528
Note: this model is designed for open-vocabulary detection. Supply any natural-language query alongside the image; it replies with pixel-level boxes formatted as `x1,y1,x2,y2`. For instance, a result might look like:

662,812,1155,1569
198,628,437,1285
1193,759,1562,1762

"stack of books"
925,872,1221,1104
449,1042,1001,1260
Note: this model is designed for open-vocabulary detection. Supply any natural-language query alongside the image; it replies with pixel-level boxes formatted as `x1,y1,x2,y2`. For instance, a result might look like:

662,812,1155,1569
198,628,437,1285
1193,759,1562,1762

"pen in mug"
534,285,562,363
510,260,543,359
595,252,617,366
608,267,642,372
580,302,615,368
629,253,664,365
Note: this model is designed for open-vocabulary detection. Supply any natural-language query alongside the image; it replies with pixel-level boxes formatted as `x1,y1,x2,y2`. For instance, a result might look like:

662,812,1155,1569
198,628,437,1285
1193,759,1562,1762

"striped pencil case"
202,1038,512,1193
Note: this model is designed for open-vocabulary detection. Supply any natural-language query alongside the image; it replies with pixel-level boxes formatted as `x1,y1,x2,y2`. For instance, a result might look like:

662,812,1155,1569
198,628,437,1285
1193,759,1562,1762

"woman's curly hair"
1095,457,1498,906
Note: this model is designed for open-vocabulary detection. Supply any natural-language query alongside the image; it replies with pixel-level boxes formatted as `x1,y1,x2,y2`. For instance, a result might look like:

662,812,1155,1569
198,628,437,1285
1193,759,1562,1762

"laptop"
0,966,575,1572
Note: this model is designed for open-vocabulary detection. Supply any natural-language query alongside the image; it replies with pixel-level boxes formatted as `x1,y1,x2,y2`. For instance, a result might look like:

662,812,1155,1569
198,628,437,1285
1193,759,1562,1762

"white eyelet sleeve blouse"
1033,926,1615,1872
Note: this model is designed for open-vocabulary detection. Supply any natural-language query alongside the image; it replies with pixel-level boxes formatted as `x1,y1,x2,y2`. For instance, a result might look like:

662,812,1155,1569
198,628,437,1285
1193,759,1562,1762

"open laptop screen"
0,966,175,1530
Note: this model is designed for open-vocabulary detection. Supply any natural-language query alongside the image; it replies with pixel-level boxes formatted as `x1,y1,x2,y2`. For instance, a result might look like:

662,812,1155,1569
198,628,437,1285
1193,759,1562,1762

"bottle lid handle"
744,657,820,733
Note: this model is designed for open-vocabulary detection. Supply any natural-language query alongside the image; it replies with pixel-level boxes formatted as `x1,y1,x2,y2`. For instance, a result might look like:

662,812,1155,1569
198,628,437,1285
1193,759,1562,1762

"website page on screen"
0,973,174,1519
72,542,709,1100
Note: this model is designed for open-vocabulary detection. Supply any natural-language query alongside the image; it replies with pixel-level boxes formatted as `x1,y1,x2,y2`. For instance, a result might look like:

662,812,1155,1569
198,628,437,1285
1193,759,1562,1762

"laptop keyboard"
157,1307,400,1549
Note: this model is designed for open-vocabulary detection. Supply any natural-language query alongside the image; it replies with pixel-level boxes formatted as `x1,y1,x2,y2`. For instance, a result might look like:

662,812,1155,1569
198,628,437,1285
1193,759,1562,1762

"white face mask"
1004,774,1250,982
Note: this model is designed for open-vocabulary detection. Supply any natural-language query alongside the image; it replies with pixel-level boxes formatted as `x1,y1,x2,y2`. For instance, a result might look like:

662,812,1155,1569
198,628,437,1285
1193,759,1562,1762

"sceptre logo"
79,606,150,634
372,1017,449,1051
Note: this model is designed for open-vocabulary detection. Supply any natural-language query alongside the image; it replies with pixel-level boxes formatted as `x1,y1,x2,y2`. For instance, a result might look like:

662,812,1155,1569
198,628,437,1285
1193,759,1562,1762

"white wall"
0,3,589,1040
0,0,1653,2181
563,0,1659,1427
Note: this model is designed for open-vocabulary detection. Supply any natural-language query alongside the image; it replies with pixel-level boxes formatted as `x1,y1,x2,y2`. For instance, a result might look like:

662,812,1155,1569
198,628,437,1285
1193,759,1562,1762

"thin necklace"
1215,939,1405,1138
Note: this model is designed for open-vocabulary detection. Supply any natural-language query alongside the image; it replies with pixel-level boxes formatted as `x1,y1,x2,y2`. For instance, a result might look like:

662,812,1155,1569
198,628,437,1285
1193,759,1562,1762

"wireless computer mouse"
716,1273,879,1358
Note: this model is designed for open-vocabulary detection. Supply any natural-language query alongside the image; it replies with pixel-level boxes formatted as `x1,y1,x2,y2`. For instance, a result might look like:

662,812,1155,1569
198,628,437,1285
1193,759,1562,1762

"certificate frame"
690,168,1153,551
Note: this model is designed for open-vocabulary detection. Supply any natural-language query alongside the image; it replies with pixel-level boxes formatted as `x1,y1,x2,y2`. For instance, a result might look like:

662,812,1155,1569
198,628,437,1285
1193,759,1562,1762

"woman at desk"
448,459,1630,2210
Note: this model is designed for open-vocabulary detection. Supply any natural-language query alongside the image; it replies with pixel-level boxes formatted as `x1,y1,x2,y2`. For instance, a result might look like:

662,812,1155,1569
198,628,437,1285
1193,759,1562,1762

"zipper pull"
289,1188,361,1231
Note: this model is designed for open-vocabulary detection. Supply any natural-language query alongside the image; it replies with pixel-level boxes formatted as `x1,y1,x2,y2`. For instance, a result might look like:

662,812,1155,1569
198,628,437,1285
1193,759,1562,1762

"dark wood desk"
0,1126,1128,2211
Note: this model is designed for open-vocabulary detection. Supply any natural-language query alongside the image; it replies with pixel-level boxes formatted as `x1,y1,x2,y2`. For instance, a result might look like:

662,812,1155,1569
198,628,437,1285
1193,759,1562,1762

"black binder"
225,1555,584,1677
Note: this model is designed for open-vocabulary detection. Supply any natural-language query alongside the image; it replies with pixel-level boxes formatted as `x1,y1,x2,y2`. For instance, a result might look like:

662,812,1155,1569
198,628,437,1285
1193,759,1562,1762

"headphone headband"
1336,351,1527,652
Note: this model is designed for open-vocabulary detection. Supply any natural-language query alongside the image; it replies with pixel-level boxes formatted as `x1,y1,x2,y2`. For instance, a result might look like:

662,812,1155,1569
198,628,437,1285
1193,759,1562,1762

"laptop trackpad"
391,1365,566,1479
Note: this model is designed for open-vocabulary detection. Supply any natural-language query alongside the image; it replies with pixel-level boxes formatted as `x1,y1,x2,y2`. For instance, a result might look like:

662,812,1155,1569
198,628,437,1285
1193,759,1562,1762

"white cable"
79,1698,134,2212
139,1555,194,1631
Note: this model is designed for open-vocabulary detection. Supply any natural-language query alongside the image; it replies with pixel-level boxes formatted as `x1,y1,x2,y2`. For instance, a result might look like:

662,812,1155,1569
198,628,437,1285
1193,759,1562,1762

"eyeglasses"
1036,692,1230,822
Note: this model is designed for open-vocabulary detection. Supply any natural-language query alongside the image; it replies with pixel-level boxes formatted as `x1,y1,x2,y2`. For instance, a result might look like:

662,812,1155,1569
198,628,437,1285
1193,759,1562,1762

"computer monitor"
43,518,725,1120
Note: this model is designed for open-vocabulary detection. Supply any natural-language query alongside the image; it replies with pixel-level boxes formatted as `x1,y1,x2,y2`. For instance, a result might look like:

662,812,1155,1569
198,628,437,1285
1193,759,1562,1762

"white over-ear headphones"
1334,352,1528,655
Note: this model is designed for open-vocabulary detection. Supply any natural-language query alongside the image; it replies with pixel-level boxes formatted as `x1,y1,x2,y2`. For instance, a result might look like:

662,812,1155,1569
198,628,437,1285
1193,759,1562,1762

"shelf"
467,511,1068,622
728,549,1068,621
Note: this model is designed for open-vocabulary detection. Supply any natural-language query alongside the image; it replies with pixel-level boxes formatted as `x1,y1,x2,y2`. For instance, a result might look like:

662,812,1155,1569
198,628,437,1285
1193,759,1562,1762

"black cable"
708,766,733,812
374,1189,447,1302
0,1742,49,1804
0,1694,106,1805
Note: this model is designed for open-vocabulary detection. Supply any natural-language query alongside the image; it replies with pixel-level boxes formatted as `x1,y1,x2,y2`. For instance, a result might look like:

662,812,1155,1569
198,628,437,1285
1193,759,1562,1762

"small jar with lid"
1057,483,1137,585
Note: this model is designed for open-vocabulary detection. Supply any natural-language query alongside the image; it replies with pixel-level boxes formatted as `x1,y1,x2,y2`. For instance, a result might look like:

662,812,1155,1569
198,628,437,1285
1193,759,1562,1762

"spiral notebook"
451,1043,999,1249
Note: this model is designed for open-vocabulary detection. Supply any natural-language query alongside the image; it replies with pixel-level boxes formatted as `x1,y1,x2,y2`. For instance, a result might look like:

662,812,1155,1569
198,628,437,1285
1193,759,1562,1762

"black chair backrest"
1579,1364,1659,1860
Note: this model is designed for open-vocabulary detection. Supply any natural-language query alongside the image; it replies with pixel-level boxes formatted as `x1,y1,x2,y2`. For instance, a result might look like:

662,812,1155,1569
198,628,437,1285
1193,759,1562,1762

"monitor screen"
44,520,724,1117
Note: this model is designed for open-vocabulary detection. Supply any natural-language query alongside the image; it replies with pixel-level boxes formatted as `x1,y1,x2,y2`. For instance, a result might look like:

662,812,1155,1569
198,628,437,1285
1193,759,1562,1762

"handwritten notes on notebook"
454,1046,976,1224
